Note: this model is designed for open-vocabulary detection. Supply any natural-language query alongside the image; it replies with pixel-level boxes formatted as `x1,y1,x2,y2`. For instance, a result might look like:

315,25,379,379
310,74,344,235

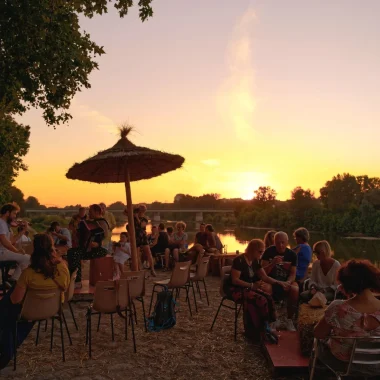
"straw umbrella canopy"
66,126,185,270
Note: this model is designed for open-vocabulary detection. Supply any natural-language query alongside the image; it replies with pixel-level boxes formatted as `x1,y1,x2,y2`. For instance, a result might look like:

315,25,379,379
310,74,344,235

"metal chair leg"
185,286,192,316
97,313,101,332
59,315,65,362
125,309,128,340
45,319,48,332
234,304,239,341
110,313,115,341
130,306,137,353
141,298,147,332
190,282,198,313
195,281,202,299
50,317,55,352
68,301,78,331
35,321,41,346
203,279,210,306
133,302,138,324
210,298,224,330
61,310,72,345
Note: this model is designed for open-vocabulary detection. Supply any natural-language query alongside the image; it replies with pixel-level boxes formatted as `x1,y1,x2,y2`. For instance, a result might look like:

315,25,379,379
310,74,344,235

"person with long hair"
263,230,276,249
314,259,380,374
0,234,70,369
224,239,288,342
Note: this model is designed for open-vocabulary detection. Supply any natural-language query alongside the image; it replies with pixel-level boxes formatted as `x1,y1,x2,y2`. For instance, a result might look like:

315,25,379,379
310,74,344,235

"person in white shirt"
300,240,340,303
48,221,72,249
112,232,131,276
16,228,32,244
0,203,30,280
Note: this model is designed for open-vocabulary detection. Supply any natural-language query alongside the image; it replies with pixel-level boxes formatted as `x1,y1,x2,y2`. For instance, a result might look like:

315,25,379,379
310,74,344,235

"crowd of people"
0,201,380,375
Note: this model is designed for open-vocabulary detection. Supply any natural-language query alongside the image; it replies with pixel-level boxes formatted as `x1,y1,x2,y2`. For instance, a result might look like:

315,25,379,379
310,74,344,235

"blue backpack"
147,287,176,332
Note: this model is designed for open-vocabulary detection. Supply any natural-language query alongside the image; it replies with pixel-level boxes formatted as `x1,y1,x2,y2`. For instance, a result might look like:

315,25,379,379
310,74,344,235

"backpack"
147,287,176,332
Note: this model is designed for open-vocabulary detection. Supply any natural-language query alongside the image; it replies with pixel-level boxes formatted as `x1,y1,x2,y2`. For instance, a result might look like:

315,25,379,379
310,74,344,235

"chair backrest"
195,256,210,280
21,242,33,255
346,336,380,374
121,271,145,298
169,261,191,287
93,280,118,313
66,269,78,302
220,266,231,297
21,288,61,321
117,279,130,310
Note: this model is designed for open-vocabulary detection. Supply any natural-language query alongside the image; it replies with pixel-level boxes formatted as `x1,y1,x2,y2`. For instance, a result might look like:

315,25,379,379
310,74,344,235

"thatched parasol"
66,126,185,270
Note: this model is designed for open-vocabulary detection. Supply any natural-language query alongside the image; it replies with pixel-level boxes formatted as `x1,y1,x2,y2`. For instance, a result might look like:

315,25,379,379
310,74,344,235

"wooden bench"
263,331,309,377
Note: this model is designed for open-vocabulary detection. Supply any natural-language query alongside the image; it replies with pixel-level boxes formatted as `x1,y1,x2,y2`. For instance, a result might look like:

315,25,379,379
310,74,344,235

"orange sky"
14,1,380,207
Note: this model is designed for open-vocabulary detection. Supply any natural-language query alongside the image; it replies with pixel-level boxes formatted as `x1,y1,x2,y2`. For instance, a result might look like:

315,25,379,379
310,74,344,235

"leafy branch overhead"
0,0,154,126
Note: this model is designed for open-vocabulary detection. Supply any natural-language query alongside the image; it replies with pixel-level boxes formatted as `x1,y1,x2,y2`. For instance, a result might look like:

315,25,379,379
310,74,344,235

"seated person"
112,232,131,277
151,223,169,257
16,228,32,244
48,221,72,249
147,225,158,247
264,230,276,249
195,223,208,248
0,234,70,369
204,224,219,253
300,240,340,303
314,259,380,376
224,239,286,342
292,227,312,285
170,221,188,263
261,231,298,331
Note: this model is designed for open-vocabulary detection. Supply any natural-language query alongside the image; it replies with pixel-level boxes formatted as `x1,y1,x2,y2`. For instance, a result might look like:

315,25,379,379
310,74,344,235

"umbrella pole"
124,169,138,271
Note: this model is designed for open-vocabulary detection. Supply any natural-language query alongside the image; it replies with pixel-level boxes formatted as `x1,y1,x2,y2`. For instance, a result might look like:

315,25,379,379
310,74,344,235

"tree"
290,186,319,224
24,196,42,210
108,201,126,209
253,186,277,208
1,1,154,126
0,117,30,205
9,186,25,212
320,173,362,212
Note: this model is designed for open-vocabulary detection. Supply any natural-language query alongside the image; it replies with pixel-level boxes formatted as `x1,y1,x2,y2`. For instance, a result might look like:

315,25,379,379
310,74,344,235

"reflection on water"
112,223,380,265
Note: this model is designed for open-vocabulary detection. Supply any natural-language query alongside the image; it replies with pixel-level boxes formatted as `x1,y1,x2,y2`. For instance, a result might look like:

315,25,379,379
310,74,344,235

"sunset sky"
14,0,380,207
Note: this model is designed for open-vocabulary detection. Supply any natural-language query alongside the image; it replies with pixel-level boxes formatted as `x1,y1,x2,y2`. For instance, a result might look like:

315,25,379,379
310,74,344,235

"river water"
113,223,380,265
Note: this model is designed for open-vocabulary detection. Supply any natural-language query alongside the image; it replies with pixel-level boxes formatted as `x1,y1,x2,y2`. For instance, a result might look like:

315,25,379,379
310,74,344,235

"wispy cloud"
77,104,118,134
218,8,257,141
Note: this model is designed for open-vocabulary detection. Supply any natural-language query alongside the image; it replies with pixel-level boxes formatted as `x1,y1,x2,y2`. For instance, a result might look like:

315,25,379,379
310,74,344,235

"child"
113,232,131,277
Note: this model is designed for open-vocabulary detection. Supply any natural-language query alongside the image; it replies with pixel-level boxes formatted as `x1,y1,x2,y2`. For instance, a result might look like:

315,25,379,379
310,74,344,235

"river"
112,223,380,265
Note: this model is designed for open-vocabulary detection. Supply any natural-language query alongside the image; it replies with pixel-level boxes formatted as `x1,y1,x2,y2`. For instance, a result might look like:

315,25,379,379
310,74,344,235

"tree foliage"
0,0,154,126
253,186,277,208
0,117,30,204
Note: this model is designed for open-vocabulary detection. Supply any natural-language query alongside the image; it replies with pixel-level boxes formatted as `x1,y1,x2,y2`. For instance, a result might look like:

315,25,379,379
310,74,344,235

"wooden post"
124,168,138,271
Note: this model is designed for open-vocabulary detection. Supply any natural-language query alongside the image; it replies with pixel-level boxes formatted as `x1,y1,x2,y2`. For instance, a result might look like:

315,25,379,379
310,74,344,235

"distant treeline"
237,174,380,237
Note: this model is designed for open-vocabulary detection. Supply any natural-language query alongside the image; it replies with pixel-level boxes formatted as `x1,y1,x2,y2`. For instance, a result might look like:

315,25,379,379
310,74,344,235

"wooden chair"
190,256,210,305
14,288,66,370
310,336,380,379
86,279,136,358
210,266,242,341
149,261,194,316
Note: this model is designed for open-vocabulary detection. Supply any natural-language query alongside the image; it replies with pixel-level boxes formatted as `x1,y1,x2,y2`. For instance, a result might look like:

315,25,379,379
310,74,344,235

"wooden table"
208,253,239,276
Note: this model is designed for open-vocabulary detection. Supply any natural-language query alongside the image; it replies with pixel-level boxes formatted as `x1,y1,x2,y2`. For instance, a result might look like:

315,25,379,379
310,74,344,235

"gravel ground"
1,265,312,380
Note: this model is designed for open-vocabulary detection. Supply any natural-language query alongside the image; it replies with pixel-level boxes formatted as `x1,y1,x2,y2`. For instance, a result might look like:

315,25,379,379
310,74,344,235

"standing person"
292,227,312,286
67,204,109,288
300,241,340,303
100,203,116,250
0,204,30,281
128,205,156,276
264,230,276,249
68,207,87,249
48,221,72,249
261,231,299,331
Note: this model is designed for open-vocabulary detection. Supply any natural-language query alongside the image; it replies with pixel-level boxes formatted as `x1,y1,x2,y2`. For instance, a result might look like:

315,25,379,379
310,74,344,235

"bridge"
25,209,234,222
